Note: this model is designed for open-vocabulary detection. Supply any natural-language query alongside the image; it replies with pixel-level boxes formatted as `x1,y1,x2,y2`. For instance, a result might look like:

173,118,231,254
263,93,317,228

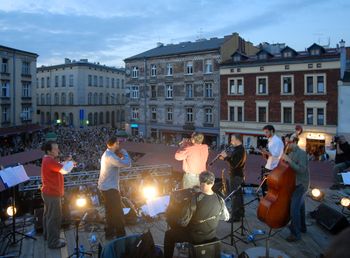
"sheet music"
143,195,170,217
341,172,350,185
123,208,131,215
0,165,29,188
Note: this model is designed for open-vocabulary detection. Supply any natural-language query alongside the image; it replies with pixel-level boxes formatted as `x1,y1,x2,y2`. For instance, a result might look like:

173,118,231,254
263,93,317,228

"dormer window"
258,53,267,60
283,51,292,58
310,49,320,56
233,55,241,62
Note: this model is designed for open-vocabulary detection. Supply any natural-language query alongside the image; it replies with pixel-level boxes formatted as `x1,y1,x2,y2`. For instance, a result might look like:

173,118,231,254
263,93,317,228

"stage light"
76,196,87,208
56,119,61,124
143,186,157,200
340,197,350,208
310,188,324,201
6,206,17,217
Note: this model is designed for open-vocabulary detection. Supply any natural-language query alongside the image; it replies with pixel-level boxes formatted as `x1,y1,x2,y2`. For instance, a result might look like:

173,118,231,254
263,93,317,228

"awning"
0,124,44,137
225,132,264,137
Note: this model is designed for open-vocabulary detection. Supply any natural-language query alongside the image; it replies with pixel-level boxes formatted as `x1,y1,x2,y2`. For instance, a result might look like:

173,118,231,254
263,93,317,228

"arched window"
111,93,115,104
69,113,74,126
54,93,59,105
106,93,110,105
88,113,93,126
68,92,74,105
121,110,125,121
99,93,103,105
117,93,120,104
88,92,92,105
61,93,66,105
116,110,120,122
99,112,104,124
41,94,45,105
94,93,98,105
46,93,51,105
94,112,98,125
106,111,110,123
46,112,51,125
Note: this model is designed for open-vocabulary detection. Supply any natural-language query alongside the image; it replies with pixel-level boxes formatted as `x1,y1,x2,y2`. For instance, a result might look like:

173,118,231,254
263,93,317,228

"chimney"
340,39,346,80
64,58,71,64
157,42,164,47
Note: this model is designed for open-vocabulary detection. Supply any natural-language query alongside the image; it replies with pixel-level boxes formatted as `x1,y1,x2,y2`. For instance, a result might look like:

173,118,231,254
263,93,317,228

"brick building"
220,42,346,156
124,33,257,146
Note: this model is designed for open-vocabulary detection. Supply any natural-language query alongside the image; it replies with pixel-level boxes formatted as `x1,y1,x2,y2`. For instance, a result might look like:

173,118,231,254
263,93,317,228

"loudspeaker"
34,208,44,233
189,239,221,258
312,203,349,234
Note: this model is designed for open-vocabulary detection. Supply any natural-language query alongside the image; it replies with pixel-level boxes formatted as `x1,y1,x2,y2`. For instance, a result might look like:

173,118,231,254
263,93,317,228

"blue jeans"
289,184,307,239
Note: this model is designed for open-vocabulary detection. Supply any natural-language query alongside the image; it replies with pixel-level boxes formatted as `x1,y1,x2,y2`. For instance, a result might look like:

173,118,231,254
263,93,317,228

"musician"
175,132,209,189
98,137,131,239
260,125,284,195
219,134,247,222
282,134,310,242
41,141,75,249
164,171,229,258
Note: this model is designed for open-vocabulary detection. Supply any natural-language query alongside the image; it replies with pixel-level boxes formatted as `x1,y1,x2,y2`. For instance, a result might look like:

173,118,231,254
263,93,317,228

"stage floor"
2,186,350,258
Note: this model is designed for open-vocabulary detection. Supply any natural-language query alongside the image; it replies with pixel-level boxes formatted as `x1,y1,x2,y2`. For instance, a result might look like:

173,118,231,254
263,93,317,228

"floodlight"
6,206,17,217
310,188,324,201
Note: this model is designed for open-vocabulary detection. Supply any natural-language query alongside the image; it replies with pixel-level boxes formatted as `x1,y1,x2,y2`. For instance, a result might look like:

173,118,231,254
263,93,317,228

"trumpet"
178,138,192,147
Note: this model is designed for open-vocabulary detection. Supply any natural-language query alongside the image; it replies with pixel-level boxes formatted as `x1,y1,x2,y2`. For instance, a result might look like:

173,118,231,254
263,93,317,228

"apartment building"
220,41,346,156
0,45,38,129
124,33,257,146
36,58,126,128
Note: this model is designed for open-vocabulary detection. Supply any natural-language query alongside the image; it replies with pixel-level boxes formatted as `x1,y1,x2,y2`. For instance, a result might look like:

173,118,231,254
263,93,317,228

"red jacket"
41,155,64,197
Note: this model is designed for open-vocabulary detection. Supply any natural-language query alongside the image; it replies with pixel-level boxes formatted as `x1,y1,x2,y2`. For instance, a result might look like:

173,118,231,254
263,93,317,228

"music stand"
0,165,36,249
68,212,92,258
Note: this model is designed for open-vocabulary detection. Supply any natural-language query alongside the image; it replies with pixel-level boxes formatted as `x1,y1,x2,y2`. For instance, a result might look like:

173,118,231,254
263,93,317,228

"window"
306,108,313,125
88,93,92,104
166,85,173,99
205,108,213,123
305,74,326,94
61,93,66,105
256,101,269,122
22,61,30,75
99,76,103,87
22,82,31,97
116,79,120,88
106,77,110,88
69,75,74,87
204,83,213,98
317,108,324,125
283,51,292,58
258,53,267,60
166,63,173,76
186,107,193,122
22,107,31,120
281,76,293,94
69,92,74,105
54,93,59,105
117,93,120,104
46,93,51,105
166,107,173,121
317,76,324,93
47,77,50,88
283,107,292,123
55,76,59,87
93,76,98,86
205,60,213,73
99,93,103,104
1,81,10,97
256,77,268,95
2,106,10,123
186,61,193,74
131,107,139,120
185,84,193,98
151,85,157,98
310,49,320,56
41,77,45,88
258,107,267,122
132,66,139,78
41,94,45,105
94,93,98,104
131,86,139,99
233,55,241,62
151,107,157,120
228,78,244,95
106,93,109,104
151,64,157,77
111,78,115,88
62,75,66,87
228,101,244,122
88,75,92,86
1,58,8,73
121,79,124,88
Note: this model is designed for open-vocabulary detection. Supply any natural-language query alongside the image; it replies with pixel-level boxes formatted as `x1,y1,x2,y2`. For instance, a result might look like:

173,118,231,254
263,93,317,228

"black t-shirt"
225,144,247,177
188,193,223,243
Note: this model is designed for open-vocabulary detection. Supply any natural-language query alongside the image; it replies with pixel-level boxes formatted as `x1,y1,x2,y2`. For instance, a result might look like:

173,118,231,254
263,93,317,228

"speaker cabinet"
313,203,349,234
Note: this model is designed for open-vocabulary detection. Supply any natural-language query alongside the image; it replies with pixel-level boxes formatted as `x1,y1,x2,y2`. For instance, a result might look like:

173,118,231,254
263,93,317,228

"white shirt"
265,135,284,170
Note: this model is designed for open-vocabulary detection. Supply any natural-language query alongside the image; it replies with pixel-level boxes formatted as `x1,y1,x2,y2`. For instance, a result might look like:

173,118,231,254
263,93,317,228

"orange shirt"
175,143,209,175
41,155,64,197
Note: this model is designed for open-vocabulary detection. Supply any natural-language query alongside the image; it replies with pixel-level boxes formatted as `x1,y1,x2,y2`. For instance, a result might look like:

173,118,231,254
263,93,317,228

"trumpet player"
219,134,246,222
175,132,209,189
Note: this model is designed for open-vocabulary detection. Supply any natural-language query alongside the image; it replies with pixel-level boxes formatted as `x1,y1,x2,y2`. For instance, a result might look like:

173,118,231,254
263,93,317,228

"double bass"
257,126,302,229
